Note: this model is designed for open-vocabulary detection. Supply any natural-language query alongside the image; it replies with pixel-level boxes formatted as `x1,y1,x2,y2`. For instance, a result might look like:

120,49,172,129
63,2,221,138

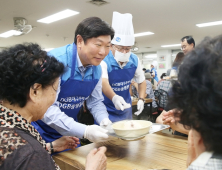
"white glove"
84,125,109,143
112,95,131,111
100,118,112,126
134,99,144,116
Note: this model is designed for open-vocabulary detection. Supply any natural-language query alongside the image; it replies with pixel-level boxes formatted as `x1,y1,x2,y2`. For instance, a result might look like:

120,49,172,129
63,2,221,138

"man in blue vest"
101,12,146,122
31,17,114,145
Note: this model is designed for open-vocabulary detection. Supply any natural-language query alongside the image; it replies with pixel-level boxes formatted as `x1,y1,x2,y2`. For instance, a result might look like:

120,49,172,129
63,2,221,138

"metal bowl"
112,120,152,138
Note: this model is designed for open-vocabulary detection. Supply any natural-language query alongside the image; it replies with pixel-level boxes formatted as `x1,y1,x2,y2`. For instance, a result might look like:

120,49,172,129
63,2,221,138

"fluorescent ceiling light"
196,20,222,27
161,44,181,48
0,30,22,38
37,9,79,24
143,58,153,60
144,54,157,59
134,32,154,37
44,48,54,52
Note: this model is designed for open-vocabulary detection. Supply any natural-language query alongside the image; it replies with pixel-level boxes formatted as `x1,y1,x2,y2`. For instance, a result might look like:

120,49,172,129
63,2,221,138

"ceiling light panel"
44,48,54,52
37,9,79,24
196,20,222,27
0,30,22,38
161,44,181,48
134,32,154,37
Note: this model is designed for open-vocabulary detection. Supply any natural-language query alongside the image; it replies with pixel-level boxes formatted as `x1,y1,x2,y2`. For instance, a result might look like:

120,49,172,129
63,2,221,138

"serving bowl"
112,120,152,138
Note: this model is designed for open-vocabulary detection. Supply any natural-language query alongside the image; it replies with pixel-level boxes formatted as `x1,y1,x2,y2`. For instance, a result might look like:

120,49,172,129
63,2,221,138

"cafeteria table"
53,132,188,170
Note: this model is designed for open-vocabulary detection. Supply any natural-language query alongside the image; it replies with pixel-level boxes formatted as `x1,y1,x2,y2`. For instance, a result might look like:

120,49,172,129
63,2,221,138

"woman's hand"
162,109,181,124
52,136,80,152
85,146,107,170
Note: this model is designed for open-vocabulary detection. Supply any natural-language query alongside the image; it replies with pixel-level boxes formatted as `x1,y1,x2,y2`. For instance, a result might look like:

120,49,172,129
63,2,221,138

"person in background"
156,52,185,108
144,73,158,112
166,36,194,76
167,35,222,169
101,12,146,122
181,36,195,55
131,73,158,121
167,52,185,77
148,72,158,90
142,68,146,73
150,62,159,82
130,79,139,98
157,73,166,86
145,69,151,73
31,17,115,146
156,52,188,136
0,43,107,170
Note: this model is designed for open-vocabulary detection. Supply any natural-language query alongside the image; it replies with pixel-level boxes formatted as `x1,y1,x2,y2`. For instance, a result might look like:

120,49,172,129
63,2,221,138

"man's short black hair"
143,68,146,71
169,34,222,154
181,36,195,47
74,17,114,44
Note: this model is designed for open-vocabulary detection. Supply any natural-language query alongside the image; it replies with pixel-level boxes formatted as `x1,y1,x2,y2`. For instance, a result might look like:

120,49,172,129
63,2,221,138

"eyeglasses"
181,45,187,50
113,45,132,53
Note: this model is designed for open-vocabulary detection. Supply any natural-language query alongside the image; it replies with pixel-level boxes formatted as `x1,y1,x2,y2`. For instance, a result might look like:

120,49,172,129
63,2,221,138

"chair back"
154,89,168,109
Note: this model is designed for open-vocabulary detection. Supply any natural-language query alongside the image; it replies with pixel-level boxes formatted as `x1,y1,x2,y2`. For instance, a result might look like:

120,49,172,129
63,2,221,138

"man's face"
77,35,111,66
181,39,194,55
111,45,132,56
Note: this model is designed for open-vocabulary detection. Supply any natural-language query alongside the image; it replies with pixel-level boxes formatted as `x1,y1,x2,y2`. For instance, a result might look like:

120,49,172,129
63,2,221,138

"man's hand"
84,125,109,143
134,99,144,116
112,95,131,111
100,118,112,126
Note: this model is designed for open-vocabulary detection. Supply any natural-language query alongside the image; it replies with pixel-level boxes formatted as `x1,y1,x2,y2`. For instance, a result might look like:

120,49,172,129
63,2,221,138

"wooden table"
53,132,188,170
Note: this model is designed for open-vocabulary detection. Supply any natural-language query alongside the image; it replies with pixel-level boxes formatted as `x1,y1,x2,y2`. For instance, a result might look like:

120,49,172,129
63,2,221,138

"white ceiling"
1,0,222,53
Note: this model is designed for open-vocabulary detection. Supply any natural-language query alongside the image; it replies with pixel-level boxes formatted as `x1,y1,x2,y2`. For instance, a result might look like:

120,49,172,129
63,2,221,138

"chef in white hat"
100,11,146,122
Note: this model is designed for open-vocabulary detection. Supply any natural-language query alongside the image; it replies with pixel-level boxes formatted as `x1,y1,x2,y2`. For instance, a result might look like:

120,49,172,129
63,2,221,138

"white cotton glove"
112,95,131,111
84,125,109,143
134,99,144,116
100,118,112,126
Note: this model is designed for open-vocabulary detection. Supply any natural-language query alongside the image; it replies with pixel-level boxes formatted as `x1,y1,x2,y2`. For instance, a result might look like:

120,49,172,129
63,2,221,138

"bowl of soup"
112,120,152,138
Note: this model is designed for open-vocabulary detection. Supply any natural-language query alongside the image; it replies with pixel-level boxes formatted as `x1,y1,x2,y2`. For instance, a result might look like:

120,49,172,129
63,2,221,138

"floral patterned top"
0,104,60,170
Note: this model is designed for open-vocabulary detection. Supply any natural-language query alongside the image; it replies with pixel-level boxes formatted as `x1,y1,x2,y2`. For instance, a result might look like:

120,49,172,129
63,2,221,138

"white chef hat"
111,11,135,46
151,61,158,68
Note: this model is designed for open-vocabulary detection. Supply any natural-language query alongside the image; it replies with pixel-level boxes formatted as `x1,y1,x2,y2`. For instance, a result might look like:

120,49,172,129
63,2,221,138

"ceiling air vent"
88,0,109,6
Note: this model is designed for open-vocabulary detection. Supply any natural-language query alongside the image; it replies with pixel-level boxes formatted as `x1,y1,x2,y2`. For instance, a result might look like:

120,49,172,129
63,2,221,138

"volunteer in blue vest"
31,17,114,145
100,12,146,122
150,61,159,82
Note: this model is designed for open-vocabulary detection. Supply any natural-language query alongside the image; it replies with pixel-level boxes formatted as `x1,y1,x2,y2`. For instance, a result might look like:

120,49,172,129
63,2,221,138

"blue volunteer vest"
151,67,159,82
103,51,138,122
32,43,101,143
